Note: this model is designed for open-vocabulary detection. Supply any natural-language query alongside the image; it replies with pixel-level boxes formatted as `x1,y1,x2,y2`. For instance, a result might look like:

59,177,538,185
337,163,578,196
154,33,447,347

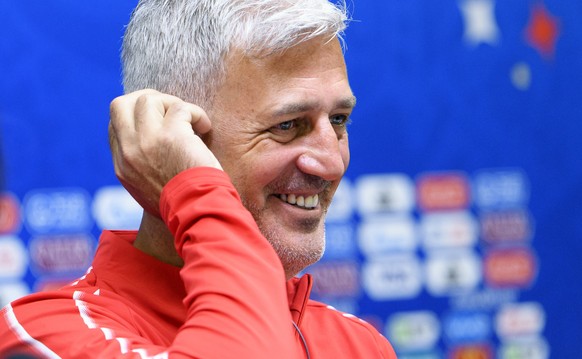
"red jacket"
0,168,396,358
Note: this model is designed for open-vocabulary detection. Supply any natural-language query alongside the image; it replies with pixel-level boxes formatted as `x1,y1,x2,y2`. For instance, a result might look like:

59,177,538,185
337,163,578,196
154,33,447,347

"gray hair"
122,0,349,109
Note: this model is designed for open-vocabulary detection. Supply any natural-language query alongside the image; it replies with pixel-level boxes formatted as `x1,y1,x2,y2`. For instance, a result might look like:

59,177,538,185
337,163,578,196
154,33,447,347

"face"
206,37,354,279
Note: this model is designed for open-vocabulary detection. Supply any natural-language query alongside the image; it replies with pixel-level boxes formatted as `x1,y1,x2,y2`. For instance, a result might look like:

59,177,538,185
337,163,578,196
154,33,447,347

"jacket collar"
286,274,313,326
95,230,314,328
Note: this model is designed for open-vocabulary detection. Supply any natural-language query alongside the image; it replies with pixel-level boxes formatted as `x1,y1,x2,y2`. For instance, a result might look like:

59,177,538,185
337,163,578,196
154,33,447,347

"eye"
268,119,302,142
330,114,351,127
273,120,297,131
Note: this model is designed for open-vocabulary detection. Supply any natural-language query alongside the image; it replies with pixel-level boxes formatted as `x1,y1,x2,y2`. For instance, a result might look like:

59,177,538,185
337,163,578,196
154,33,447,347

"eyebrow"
272,95,357,117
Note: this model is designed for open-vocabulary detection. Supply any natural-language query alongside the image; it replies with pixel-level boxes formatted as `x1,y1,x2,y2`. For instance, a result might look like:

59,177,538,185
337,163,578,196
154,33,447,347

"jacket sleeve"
0,167,300,359
161,167,299,358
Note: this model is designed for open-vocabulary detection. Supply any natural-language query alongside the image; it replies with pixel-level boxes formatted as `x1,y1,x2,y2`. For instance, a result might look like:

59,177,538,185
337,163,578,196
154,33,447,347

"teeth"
297,196,304,206
279,193,319,208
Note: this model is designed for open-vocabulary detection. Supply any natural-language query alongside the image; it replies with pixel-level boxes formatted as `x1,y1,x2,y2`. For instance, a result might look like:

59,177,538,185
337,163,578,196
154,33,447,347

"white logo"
387,311,441,351
24,189,92,234
356,174,415,216
358,214,417,256
495,302,546,338
425,249,481,296
420,211,478,250
362,254,422,300
92,186,143,230
498,336,549,359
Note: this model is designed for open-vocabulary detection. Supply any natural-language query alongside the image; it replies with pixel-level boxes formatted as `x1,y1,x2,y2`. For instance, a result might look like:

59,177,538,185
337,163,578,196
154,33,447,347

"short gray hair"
122,0,349,109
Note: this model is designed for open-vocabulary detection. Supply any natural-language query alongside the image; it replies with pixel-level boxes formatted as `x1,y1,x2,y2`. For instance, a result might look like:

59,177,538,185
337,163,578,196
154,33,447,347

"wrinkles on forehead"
271,96,356,118
208,36,352,135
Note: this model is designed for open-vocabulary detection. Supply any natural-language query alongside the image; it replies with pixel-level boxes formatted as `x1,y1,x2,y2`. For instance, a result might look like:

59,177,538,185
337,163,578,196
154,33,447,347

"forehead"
215,37,352,115
253,37,348,77
228,37,347,84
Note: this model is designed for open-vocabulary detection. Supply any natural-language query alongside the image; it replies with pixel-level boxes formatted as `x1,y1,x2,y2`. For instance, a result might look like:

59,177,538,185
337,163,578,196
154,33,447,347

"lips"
279,193,319,209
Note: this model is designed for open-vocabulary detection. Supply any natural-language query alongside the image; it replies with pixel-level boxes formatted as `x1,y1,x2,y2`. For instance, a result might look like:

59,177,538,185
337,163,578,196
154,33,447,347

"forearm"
161,167,299,358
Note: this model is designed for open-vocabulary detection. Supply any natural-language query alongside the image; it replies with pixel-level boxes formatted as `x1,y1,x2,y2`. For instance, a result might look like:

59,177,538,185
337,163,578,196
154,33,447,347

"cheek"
230,147,291,198
207,128,250,176
340,139,351,168
249,149,291,183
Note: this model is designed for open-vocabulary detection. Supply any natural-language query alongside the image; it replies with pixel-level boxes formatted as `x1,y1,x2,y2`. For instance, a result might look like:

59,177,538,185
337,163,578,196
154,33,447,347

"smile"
278,193,319,209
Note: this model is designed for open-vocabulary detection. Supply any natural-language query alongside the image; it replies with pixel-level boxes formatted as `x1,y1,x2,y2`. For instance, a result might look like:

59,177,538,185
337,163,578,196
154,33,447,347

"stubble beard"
242,199,326,279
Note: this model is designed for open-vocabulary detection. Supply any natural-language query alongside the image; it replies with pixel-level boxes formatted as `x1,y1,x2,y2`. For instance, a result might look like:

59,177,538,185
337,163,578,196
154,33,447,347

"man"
0,0,397,358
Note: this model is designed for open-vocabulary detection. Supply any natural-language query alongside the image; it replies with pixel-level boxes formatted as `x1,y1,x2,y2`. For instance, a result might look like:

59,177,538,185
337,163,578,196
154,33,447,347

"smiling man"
206,38,355,279
0,1,396,358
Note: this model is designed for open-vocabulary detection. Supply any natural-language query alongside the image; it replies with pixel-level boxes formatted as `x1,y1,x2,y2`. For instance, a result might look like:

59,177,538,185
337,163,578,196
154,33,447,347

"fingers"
161,100,212,136
109,89,158,134
110,89,211,137
107,89,221,217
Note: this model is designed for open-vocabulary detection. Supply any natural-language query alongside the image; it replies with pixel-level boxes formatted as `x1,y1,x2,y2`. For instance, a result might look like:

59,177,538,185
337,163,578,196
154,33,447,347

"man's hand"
108,89,222,217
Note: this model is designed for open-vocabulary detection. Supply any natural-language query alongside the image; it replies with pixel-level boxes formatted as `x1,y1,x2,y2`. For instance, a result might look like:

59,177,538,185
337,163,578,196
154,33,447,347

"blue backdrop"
1,1,581,358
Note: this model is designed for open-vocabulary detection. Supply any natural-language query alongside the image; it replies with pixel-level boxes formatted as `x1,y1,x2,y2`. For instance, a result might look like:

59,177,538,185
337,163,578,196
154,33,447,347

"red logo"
449,344,492,359
0,193,21,234
417,173,470,211
484,249,537,288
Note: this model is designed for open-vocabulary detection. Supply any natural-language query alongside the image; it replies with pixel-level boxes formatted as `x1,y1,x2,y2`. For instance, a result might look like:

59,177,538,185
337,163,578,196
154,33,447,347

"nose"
296,118,349,181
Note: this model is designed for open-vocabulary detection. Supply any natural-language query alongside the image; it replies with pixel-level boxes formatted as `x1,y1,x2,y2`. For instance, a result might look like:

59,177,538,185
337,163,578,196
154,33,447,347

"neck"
134,212,184,267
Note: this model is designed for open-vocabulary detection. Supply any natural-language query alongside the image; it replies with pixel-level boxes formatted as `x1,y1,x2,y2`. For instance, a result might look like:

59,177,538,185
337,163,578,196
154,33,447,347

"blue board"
1,1,581,357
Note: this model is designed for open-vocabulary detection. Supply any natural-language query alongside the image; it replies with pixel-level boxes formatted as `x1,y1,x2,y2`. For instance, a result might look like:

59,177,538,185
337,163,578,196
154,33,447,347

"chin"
264,229,326,279
244,199,327,277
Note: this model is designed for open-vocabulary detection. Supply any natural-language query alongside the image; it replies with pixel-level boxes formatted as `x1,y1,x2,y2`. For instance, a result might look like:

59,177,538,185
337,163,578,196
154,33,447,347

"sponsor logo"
421,211,478,250
386,311,440,351
358,214,417,256
425,250,481,296
0,192,21,234
356,174,415,215
326,179,354,221
417,172,470,211
498,336,549,359
0,282,30,307
480,209,533,245
93,186,142,230
0,236,28,279
495,302,545,338
474,169,529,209
310,261,360,297
484,249,537,288
448,344,493,359
450,289,518,311
324,223,357,259
443,311,491,344
362,254,422,300
29,234,94,275
24,188,92,234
